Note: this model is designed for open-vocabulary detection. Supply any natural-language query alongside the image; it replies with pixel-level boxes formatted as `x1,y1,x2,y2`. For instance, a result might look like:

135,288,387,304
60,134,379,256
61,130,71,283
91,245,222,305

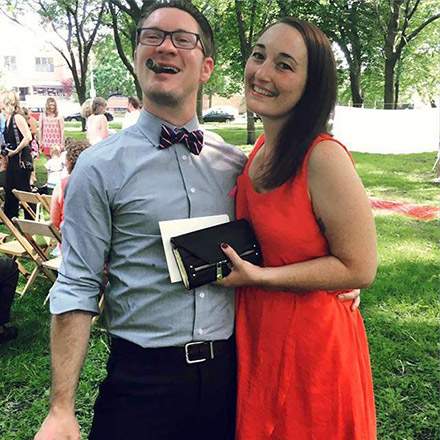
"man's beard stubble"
146,89,181,107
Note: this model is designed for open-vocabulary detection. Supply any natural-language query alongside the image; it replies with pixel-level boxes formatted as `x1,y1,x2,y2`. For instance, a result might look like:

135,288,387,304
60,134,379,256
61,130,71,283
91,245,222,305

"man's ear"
200,57,214,84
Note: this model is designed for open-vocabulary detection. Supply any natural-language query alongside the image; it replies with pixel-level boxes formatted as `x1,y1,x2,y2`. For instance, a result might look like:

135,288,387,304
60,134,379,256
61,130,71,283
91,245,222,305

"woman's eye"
278,62,293,71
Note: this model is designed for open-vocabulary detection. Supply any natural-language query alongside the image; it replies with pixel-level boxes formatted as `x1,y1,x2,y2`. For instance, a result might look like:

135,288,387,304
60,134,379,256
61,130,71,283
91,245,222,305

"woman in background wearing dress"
1,91,33,219
39,97,64,157
86,97,109,145
219,18,377,439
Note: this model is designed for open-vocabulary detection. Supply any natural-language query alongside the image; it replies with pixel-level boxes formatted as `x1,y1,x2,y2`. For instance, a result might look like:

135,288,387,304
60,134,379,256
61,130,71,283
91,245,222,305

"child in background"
45,144,64,193
51,139,90,229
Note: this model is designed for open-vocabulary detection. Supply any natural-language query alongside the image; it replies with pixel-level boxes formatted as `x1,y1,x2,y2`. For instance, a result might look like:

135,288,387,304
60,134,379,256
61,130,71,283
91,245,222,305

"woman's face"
47,101,56,113
245,23,308,122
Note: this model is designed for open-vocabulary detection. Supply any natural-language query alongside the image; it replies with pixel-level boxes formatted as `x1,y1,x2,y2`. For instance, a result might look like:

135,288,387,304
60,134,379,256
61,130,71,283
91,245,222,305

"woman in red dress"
219,18,377,439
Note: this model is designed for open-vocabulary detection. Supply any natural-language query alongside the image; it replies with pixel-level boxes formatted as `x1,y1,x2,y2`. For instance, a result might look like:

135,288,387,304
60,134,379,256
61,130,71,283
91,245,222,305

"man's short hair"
137,0,215,59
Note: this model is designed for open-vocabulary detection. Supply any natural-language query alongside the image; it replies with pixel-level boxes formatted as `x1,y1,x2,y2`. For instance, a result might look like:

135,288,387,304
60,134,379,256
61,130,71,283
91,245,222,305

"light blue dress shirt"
50,110,247,348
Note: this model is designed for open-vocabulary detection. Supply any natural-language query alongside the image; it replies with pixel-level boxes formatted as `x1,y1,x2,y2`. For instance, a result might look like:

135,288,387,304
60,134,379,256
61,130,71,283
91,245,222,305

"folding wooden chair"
12,189,46,222
39,194,53,214
0,207,49,296
13,218,63,302
14,219,61,262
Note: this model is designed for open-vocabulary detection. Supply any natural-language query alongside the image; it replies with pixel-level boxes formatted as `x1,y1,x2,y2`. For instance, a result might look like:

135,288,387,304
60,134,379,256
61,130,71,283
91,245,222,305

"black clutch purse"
170,219,262,290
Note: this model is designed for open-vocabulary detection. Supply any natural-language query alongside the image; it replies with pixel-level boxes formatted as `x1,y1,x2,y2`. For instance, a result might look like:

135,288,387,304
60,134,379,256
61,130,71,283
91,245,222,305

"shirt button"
190,187,196,193
182,154,188,160
199,292,205,298
198,328,204,335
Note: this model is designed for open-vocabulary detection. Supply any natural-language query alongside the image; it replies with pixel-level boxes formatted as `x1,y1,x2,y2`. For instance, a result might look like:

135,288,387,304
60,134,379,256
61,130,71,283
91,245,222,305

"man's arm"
35,311,92,440
36,146,113,439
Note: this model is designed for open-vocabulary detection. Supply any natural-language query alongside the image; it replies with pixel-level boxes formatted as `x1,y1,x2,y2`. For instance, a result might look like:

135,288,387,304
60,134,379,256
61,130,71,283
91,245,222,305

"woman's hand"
217,243,263,288
7,148,15,157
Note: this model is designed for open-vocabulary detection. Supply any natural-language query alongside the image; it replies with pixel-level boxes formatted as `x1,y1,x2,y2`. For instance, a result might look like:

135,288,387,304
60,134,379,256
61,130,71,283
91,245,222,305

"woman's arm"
8,114,32,156
59,116,65,147
101,114,109,139
219,140,377,292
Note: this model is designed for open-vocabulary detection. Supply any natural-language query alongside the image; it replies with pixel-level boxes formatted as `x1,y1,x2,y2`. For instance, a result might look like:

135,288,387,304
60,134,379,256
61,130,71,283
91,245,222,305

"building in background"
0,14,73,110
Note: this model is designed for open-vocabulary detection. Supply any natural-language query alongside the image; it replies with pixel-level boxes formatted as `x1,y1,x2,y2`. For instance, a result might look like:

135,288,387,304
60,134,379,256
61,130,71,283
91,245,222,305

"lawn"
0,126,439,439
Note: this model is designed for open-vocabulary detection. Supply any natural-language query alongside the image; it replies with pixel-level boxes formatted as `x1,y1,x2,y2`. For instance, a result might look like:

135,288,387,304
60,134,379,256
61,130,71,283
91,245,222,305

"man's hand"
338,289,361,311
34,408,80,440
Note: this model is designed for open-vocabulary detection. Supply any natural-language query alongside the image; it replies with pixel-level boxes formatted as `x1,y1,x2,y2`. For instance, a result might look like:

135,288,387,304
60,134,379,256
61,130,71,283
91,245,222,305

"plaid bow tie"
159,125,204,155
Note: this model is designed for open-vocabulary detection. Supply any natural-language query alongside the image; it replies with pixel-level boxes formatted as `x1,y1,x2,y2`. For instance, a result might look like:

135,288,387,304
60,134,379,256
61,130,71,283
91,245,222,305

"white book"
159,214,230,283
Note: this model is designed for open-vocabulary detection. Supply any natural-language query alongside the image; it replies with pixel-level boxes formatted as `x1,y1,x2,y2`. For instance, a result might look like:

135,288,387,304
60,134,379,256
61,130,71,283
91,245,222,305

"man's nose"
157,34,177,52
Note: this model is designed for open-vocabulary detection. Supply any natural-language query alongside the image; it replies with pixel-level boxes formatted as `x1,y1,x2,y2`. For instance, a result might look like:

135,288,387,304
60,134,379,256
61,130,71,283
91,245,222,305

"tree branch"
405,13,440,44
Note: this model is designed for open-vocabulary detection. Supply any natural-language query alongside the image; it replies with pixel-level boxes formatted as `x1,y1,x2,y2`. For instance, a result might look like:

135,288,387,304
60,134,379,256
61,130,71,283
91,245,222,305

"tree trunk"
234,0,256,145
197,86,203,121
348,65,363,107
394,71,400,109
246,111,256,145
384,56,397,109
77,86,87,131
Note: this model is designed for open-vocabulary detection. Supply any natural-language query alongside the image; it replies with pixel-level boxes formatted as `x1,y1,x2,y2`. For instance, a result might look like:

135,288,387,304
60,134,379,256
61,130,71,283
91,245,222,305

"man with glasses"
35,1,245,440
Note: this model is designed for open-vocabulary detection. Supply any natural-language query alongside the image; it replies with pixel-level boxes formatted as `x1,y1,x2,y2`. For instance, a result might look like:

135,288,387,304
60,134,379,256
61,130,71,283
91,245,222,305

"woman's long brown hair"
256,18,337,190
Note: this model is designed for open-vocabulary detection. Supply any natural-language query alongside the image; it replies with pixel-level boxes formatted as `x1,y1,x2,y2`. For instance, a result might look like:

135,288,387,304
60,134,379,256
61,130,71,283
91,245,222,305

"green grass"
0,127,439,439
353,152,439,205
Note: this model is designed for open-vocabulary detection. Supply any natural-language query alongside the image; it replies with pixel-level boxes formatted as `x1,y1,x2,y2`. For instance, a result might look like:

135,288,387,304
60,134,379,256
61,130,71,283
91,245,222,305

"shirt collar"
136,108,200,148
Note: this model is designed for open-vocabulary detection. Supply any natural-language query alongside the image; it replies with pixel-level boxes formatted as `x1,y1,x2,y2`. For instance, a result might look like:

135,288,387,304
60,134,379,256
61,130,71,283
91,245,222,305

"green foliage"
91,37,137,99
397,22,440,104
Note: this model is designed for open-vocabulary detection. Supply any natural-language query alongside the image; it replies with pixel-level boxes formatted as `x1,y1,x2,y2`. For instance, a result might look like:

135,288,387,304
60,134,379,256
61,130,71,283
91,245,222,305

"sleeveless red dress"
235,134,376,440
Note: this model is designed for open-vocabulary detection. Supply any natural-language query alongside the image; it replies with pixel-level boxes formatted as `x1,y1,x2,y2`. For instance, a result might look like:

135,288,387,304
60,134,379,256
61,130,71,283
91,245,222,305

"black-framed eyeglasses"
137,28,206,55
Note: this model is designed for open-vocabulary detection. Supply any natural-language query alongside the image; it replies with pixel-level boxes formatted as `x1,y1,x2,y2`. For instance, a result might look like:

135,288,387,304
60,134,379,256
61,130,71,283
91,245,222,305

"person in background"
22,107,38,140
432,144,440,184
122,96,141,129
50,139,90,230
0,95,7,188
0,99,6,134
1,91,33,219
86,97,109,145
44,144,65,194
39,97,64,158
0,256,19,345
22,107,40,186
219,17,377,439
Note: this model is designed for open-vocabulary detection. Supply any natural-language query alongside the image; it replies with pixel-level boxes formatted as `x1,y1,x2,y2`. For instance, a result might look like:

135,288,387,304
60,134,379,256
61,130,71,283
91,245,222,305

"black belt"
110,337,234,365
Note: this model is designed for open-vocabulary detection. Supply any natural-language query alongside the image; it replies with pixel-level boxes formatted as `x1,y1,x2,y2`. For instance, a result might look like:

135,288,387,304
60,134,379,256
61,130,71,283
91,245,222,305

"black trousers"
4,156,32,219
0,257,18,325
89,337,237,440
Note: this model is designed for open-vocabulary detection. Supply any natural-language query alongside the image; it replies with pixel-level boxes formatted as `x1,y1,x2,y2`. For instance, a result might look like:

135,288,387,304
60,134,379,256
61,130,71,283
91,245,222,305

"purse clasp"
216,262,223,280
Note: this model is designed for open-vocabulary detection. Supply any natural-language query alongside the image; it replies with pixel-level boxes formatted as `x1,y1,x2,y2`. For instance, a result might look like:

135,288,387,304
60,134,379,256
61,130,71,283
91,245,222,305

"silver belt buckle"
184,341,215,364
